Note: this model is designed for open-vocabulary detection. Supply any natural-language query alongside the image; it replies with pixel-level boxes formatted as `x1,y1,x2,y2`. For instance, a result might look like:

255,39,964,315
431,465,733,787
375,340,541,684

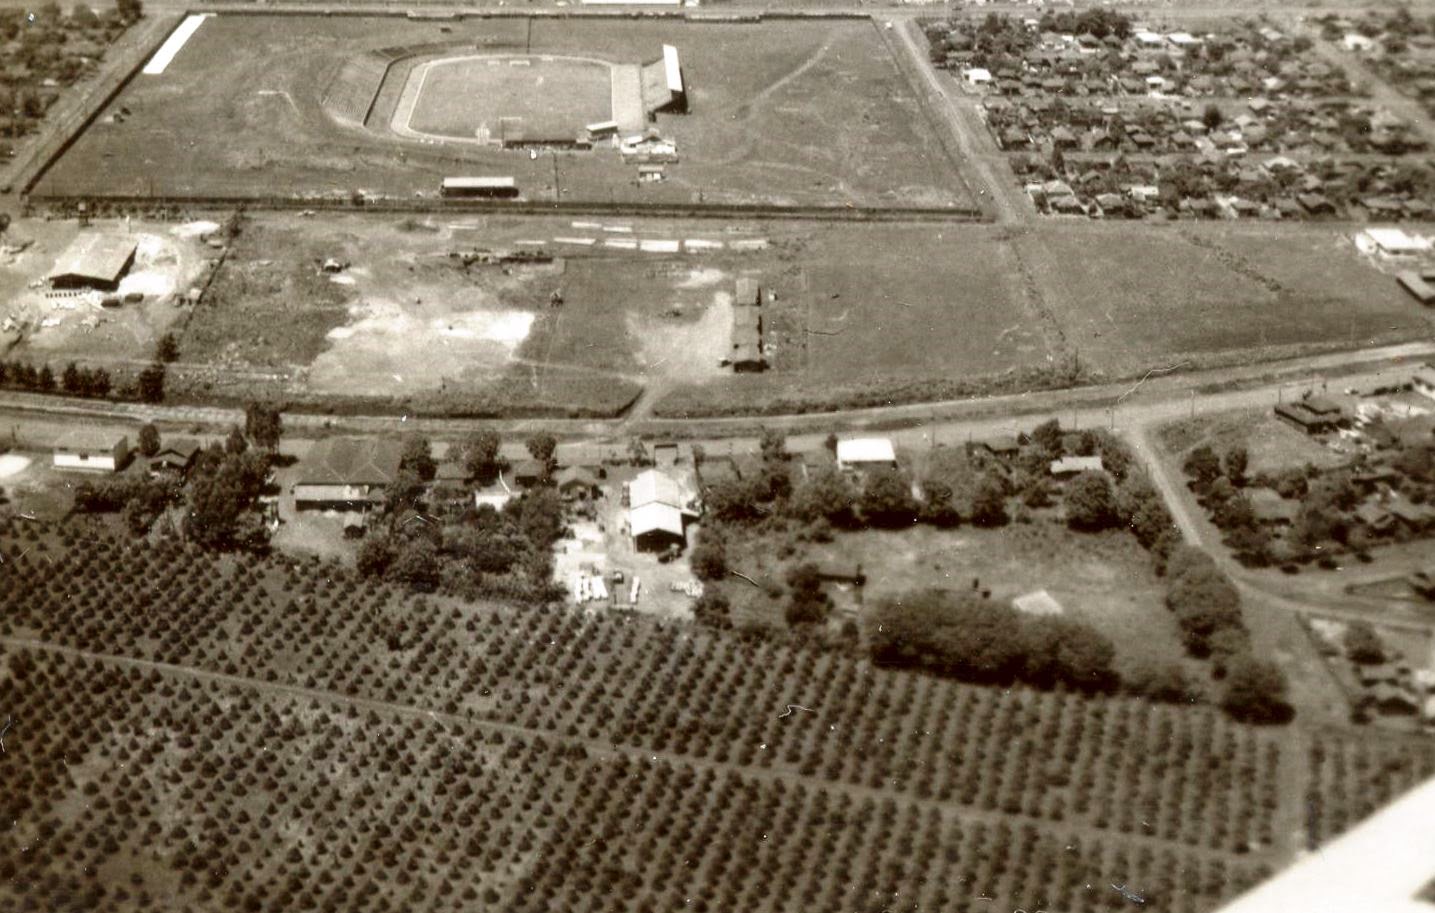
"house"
962,67,993,86
47,234,138,292
148,438,201,476
1049,455,1104,477
969,435,1021,460
556,466,602,501
835,438,897,472
1296,192,1335,215
53,429,129,473
1274,400,1342,434
293,437,404,510
510,459,546,488
1342,33,1376,53
1249,488,1298,526
627,468,696,552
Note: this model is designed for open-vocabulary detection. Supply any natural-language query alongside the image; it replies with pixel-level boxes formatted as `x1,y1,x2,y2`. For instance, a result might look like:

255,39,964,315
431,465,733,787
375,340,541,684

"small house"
835,438,897,472
556,466,601,501
1049,455,1104,478
149,438,201,476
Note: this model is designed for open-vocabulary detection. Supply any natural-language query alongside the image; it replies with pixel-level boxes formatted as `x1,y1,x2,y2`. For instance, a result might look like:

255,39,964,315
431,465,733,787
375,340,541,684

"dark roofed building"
1275,400,1343,434
48,234,138,291
149,438,201,476
294,437,404,509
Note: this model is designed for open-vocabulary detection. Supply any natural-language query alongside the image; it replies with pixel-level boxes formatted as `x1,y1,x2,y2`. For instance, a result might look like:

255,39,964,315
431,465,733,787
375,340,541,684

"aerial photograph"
1,0,1434,908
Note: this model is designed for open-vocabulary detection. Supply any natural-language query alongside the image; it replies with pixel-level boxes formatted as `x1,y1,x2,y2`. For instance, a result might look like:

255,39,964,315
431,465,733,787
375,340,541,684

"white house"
1049,455,1104,478
835,438,897,472
1343,33,1376,53
962,67,993,86
53,429,129,473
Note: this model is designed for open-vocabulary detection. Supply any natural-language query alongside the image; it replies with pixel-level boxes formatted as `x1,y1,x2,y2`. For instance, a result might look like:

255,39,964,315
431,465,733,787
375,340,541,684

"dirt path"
891,18,1031,225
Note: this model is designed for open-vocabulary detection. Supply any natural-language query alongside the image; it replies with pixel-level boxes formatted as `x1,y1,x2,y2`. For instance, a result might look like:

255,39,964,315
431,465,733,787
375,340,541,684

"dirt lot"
36,14,972,212
1,218,212,367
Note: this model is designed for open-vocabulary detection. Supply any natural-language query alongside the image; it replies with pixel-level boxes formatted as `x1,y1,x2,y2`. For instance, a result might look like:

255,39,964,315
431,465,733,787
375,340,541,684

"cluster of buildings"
1015,153,1435,221
940,19,1353,100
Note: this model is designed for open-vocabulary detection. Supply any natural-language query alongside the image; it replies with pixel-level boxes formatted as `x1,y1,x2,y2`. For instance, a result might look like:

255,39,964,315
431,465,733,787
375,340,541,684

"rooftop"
298,437,404,486
54,428,128,452
48,234,137,284
836,438,897,465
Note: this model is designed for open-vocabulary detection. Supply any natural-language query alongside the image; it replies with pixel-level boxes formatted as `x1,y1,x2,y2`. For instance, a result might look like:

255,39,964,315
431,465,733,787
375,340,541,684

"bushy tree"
400,435,436,482
155,332,179,363
1220,654,1291,724
244,402,283,450
356,539,395,578
1127,662,1194,704
860,468,917,528
525,433,558,472
759,428,786,464
969,473,1009,527
784,563,829,627
461,429,502,482
918,478,960,527
1030,419,1063,457
1064,470,1117,531
137,422,160,457
1183,445,1222,491
692,590,731,630
689,533,727,581
790,469,857,528
1223,446,1249,487
137,363,165,403
1343,620,1385,665
387,540,440,593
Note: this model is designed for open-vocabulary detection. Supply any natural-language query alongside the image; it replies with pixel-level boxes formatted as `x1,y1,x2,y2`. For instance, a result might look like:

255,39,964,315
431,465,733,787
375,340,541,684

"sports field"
402,56,612,142
33,14,976,212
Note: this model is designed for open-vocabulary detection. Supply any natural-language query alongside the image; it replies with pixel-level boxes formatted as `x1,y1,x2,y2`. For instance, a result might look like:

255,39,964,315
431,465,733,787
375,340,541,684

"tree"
1064,470,1118,531
399,435,436,482
626,438,649,467
137,422,160,458
917,478,960,527
526,433,558,472
790,469,857,528
784,563,829,627
759,429,786,464
155,333,179,363
37,364,55,392
692,590,731,630
1030,419,1063,457
859,468,917,528
1223,446,1249,487
137,363,165,403
1220,654,1291,723
244,402,282,450
387,541,441,593
225,427,248,455
70,4,99,27
356,539,395,578
824,433,838,455
1343,620,1385,665
1201,103,1224,130
459,429,502,482
115,0,142,22
689,533,728,582
61,362,81,394
968,473,1008,527
1183,445,1222,491
1127,662,1193,704
705,477,768,526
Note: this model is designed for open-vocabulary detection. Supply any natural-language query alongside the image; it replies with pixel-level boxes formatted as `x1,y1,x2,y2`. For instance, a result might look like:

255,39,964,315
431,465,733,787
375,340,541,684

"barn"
47,234,137,291
627,468,696,552
53,429,130,472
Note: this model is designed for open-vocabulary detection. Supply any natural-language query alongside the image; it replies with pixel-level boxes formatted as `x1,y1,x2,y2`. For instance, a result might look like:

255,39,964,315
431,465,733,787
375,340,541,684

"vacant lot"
1019,222,1435,380
1157,408,1351,475
35,14,973,211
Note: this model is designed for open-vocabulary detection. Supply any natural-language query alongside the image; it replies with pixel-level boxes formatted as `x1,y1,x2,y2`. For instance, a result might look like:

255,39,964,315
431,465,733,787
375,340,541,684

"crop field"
33,14,973,212
6,526,1433,911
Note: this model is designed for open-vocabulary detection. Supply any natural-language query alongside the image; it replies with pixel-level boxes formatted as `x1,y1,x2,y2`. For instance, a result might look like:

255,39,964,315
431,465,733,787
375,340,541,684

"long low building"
441,176,519,199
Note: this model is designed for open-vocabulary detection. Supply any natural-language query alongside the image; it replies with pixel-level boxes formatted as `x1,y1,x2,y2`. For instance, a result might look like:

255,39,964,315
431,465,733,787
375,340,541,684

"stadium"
29,13,975,214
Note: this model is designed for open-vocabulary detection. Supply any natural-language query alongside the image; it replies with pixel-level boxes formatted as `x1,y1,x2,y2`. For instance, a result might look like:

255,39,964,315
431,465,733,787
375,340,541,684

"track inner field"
401,55,613,143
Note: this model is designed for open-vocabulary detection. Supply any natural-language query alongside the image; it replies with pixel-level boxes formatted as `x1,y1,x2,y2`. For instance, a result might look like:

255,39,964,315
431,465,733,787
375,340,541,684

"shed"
441,176,519,199
149,438,201,475
1049,455,1104,477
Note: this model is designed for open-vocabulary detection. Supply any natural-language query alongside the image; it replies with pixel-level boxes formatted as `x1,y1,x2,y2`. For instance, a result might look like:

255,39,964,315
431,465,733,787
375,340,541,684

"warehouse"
627,468,697,552
47,234,137,291
53,429,130,473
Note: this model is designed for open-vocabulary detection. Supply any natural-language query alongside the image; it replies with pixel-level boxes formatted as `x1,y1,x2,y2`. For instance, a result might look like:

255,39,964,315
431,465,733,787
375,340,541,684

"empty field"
403,56,611,141
33,14,974,212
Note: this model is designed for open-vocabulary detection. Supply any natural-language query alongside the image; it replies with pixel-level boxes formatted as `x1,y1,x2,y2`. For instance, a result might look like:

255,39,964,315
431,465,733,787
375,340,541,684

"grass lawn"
724,520,1199,683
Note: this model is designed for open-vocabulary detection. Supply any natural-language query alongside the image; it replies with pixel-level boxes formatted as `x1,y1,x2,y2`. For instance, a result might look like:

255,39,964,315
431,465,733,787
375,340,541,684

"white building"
627,469,697,552
53,429,129,473
962,67,993,86
835,438,897,471
1358,227,1432,257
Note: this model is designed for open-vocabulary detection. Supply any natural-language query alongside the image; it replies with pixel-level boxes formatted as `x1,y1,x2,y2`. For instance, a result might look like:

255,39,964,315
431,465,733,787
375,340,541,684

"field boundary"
29,192,985,221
